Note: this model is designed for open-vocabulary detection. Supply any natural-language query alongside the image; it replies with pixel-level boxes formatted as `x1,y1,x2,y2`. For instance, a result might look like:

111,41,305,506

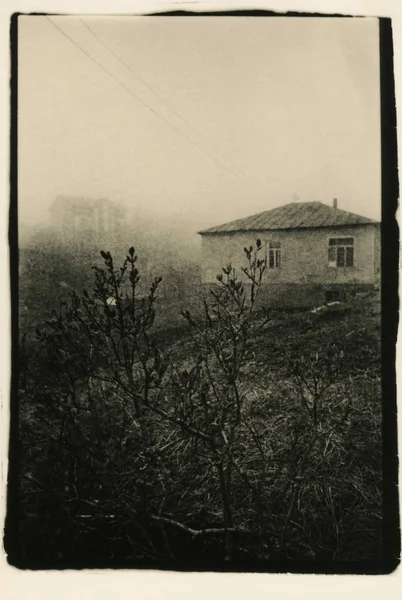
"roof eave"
198,221,380,235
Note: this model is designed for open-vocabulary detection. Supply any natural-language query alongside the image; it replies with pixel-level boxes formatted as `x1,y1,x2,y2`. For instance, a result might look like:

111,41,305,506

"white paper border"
1,1,400,599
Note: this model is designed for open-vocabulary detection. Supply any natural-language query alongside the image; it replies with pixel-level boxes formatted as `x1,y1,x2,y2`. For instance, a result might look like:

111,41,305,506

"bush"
13,244,383,567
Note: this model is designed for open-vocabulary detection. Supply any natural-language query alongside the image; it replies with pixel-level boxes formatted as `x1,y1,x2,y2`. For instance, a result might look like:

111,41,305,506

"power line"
46,16,245,181
80,17,195,131
80,17,253,182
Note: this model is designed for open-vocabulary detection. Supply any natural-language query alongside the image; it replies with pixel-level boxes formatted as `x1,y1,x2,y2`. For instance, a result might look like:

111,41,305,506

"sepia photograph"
4,10,399,575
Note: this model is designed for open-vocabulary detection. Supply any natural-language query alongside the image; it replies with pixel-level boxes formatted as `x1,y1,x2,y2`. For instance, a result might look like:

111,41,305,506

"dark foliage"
13,245,382,568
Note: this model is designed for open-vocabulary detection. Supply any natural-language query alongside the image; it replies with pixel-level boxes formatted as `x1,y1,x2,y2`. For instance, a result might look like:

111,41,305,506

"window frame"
328,237,354,268
325,290,341,303
265,240,282,269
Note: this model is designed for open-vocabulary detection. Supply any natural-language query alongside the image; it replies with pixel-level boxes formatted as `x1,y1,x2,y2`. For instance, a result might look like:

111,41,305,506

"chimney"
333,198,338,209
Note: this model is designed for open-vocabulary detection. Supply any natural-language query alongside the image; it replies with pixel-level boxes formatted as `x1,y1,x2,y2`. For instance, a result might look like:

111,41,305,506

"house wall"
200,224,380,304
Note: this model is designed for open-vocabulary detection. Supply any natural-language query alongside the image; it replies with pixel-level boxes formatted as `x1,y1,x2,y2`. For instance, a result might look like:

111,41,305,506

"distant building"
198,200,381,307
49,196,126,250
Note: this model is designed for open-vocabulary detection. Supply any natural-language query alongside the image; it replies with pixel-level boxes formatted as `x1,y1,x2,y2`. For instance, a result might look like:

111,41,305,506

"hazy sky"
18,15,381,236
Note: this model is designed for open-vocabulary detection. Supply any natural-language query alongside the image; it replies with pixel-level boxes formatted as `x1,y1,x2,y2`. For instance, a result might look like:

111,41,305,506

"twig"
150,515,249,537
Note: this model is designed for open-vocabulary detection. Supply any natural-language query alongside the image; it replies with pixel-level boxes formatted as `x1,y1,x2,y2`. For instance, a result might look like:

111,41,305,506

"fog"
11,14,390,578
18,15,381,251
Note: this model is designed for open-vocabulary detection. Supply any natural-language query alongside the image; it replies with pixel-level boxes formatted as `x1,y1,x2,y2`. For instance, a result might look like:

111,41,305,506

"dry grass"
15,286,382,567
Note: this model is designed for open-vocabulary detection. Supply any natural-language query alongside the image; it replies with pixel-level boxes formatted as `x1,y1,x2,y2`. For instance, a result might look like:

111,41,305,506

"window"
328,238,354,267
325,290,341,303
266,241,281,268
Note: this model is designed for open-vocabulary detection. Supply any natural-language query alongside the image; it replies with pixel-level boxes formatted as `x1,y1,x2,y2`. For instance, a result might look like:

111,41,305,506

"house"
49,196,126,250
198,200,381,307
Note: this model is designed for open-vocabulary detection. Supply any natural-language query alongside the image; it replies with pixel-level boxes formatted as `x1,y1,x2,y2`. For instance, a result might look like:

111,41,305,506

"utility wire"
80,17,254,182
80,17,252,181
80,17,196,131
46,16,245,181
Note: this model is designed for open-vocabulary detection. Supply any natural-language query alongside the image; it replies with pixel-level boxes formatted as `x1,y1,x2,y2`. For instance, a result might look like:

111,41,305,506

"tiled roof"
198,202,378,234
